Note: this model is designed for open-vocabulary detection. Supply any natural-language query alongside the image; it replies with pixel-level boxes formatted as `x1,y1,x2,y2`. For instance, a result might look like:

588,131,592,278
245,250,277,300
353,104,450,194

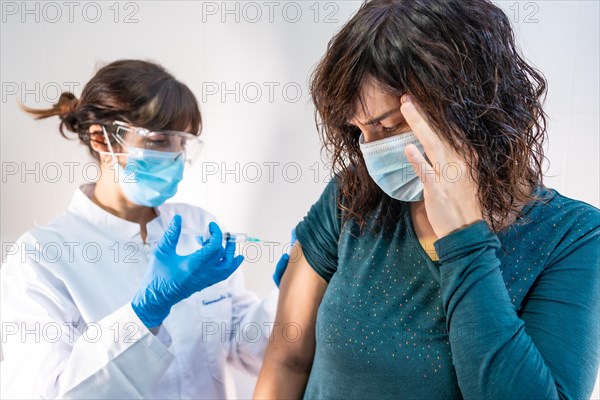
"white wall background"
1,1,598,398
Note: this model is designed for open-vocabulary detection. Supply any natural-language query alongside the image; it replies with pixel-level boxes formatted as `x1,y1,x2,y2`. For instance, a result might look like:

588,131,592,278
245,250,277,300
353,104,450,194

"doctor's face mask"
99,123,195,207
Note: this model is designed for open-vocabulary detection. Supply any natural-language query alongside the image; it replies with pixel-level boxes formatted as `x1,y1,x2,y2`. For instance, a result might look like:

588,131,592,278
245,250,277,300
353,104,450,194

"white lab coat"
0,183,278,399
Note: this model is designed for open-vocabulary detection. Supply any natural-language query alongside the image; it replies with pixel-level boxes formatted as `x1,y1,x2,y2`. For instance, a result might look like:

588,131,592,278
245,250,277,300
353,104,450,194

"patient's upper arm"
268,242,327,371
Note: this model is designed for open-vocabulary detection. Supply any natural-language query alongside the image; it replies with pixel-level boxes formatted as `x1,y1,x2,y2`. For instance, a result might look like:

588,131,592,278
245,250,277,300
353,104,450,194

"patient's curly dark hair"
310,0,548,232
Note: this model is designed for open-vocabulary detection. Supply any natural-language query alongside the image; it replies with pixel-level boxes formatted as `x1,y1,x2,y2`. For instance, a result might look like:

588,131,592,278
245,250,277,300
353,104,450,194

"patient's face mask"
359,131,425,202
100,122,196,207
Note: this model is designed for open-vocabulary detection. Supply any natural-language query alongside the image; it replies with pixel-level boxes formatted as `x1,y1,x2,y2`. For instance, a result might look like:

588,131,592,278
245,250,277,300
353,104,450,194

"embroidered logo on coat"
202,292,232,305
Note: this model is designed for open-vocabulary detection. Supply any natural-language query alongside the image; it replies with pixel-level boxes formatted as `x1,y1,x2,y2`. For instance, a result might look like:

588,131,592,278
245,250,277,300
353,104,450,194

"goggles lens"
109,121,203,165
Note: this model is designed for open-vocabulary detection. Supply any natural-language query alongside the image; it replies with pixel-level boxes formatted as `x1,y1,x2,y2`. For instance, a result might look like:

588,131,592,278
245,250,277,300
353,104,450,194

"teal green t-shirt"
295,179,599,400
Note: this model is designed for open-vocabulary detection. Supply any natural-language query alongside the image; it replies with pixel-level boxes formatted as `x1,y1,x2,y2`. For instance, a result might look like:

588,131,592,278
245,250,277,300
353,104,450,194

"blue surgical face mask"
117,148,185,207
359,131,425,202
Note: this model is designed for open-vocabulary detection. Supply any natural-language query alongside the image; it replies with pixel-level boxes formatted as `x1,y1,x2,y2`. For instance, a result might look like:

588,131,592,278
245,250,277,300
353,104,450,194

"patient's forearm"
253,350,312,399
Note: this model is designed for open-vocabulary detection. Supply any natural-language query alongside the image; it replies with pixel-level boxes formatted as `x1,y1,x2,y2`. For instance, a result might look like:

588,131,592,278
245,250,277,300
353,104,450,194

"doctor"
1,59,287,399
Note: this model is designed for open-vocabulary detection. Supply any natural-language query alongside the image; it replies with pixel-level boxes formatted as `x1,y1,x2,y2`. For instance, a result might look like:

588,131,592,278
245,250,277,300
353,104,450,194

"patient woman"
254,0,599,399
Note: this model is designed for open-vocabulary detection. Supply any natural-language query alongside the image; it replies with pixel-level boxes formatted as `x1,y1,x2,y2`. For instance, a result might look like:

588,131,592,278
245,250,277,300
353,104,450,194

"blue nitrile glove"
273,228,297,288
132,215,244,328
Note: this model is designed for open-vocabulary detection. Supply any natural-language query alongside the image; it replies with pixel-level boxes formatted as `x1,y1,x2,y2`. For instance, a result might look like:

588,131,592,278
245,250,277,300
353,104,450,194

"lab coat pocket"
198,287,233,383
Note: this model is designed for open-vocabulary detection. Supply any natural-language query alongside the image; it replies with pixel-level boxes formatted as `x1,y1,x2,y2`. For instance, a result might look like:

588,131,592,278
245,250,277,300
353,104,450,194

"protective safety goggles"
102,120,203,165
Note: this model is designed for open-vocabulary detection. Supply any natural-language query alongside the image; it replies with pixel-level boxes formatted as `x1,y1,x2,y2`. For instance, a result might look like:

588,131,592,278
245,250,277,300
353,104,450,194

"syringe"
181,229,261,243
223,232,262,243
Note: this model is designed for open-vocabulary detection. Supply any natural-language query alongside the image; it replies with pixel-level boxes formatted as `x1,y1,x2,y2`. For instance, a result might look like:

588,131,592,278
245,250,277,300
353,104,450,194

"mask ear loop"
101,126,118,164
101,125,134,164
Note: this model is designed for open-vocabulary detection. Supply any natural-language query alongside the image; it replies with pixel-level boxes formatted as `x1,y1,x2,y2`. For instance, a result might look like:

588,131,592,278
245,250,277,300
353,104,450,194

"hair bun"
56,92,79,119
56,92,80,135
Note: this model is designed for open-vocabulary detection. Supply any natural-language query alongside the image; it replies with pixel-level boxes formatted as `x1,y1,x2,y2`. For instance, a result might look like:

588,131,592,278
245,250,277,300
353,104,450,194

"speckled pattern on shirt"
296,179,599,400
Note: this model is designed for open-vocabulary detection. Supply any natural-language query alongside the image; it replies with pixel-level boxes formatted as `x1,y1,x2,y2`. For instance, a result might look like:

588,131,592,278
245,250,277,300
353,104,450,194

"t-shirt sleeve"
432,212,600,400
295,179,342,283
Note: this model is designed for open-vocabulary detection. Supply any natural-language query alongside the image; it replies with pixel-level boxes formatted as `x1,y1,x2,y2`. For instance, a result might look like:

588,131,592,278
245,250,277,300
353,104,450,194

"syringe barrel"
224,232,248,243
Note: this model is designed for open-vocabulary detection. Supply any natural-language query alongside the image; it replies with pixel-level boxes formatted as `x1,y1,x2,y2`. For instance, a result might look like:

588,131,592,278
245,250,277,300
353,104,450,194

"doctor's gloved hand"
132,215,244,328
273,228,297,288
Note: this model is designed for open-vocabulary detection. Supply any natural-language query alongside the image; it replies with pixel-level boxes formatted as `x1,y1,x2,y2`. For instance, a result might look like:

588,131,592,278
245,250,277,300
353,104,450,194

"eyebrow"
354,107,402,126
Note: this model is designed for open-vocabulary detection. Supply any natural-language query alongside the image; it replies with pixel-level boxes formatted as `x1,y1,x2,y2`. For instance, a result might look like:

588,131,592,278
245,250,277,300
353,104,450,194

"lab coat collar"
68,183,165,243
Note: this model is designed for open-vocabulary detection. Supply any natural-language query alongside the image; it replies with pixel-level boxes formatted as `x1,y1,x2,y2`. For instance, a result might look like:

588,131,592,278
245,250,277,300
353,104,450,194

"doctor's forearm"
57,303,175,398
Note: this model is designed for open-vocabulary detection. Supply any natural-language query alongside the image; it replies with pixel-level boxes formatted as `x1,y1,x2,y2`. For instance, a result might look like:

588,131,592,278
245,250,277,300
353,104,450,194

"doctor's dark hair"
311,0,548,232
22,59,202,161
